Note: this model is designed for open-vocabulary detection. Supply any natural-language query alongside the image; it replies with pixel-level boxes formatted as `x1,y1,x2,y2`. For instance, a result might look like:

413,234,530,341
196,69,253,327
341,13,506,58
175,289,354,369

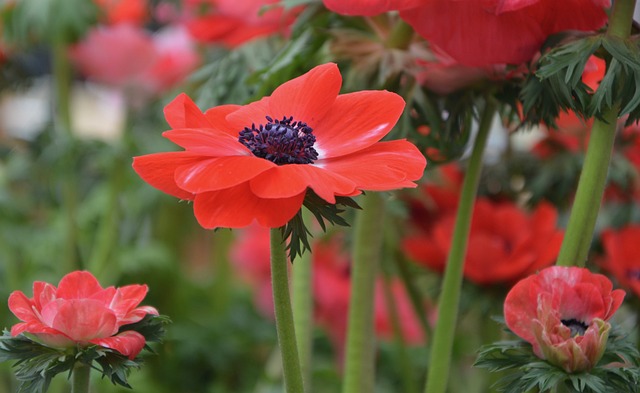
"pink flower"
8,271,159,359
504,266,625,372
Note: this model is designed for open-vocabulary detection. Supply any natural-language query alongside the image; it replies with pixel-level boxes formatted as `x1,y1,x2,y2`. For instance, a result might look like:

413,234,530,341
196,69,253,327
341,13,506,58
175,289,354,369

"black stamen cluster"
561,318,589,337
238,116,318,165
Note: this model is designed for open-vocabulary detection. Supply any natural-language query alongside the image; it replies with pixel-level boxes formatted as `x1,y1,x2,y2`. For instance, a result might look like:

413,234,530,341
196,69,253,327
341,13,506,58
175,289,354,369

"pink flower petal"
43,299,118,342
55,271,104,299
91,330,147,359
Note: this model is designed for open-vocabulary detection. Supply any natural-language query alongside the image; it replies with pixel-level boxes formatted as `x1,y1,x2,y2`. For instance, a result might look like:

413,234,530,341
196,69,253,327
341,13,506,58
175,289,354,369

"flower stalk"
71,362,91,393
342,192,386,393
292,209,314,389
424,99,497,393
270,228,305,393
556,0,636,267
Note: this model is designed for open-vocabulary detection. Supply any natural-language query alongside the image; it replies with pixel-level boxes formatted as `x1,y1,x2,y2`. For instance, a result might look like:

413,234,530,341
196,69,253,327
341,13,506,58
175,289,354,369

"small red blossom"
8,271,159,359
504,266,625,373
324,0,609,66
133,63,426,229
183,0,300,47
94,0,148,25
600,225,640,298
404,198,564,285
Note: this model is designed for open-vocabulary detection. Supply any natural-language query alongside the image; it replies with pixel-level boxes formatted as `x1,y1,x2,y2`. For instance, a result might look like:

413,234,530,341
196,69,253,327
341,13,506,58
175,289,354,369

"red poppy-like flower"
133,63,426,229
404,199,564,285
600,226,640,298
94,0,148,25
8,271,159,359
504,266,625,372
324,0,609,66
183,0,300,47
70,24,199,96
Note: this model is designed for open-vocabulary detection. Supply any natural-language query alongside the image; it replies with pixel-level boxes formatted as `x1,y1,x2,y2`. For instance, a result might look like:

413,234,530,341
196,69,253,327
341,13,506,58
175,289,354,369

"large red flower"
133,63,426,229
599,225,640,298
404,198,564,285
504,266,625,372
183,0,299,47
324,0,609,66
8,271,159,359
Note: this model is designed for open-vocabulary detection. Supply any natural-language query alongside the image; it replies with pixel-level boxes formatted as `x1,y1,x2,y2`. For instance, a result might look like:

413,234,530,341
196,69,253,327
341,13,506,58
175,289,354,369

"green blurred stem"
342,192,385,393
270,228,305,393
211,229,234,314
556,0,635,267
386,19,414,50
292,210,314,390
424,100,496,393
71,362,91,393
52,35,80,271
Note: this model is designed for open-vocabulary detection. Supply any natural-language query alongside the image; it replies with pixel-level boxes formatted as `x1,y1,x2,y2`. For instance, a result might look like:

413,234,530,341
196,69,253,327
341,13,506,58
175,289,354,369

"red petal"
224,96,272,131
204,104,242,136
268,63,342,126
8,291,38,322
33,282,57,310
11,321,75,348
175,156,275,193
107,285,148,319
319,140,426,190
313,90,405,158
120,306,159,326
162,128,249,156
56,271,103,299
91,330,146,359
193,183,305,228
43,299,118,341
504,273,540,343
249,165,356,203
163,93,213,129
322,0,422,16
132,151,202,200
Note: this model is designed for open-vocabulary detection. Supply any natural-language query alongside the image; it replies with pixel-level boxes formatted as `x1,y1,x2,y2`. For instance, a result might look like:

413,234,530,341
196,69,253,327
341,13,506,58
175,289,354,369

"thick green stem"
270,228,305,393
342,192,386,393
292,210,314,390
556,0,635,267
424,100,496,393
71,362,91,393
52,35,80,271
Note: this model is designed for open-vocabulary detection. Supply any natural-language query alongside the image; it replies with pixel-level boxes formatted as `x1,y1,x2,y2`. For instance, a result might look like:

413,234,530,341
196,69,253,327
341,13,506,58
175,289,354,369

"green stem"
292,210,314,390
342,192,386,393
52,34,80,271
423,100,496,393
270,228,305,393
556,0,635,267
211,229,234,314
386,19,414,50
71,362,91,393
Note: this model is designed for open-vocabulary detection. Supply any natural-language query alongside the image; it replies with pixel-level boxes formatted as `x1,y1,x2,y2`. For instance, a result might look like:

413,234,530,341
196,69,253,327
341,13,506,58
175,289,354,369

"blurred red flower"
94,0,149,25
70,24,199,96
324,0,609,66
404,198,564,285
230,225,429,352
183,0,299,47
133,63,426,229
504,266,625,372
8,271,159,359
599,225,640,298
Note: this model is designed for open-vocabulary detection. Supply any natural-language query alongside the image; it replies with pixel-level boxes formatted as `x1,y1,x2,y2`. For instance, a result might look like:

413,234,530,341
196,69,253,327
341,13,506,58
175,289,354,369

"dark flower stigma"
561,318,588,337
238,116,318,165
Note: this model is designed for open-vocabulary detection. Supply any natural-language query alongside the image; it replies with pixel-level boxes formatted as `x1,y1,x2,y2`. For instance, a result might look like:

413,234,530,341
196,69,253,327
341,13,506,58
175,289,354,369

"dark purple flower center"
561,318,588,337
238,116,318,165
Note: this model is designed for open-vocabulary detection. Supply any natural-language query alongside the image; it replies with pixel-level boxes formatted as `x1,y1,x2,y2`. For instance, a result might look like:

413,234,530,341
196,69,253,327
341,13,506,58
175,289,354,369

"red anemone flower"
324,0,609,67
404,199,564,285
133,63,426,229
504,266,625,373
600,225,640,298
8,271,159,359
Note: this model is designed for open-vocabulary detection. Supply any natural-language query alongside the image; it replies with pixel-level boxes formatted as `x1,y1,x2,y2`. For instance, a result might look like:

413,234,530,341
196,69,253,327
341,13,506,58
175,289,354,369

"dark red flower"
133,63,426,229
599,225,640,298
183,0,300,47
504,266,625,372
8,271,158,359
324,0,609,66
404,198,564,285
